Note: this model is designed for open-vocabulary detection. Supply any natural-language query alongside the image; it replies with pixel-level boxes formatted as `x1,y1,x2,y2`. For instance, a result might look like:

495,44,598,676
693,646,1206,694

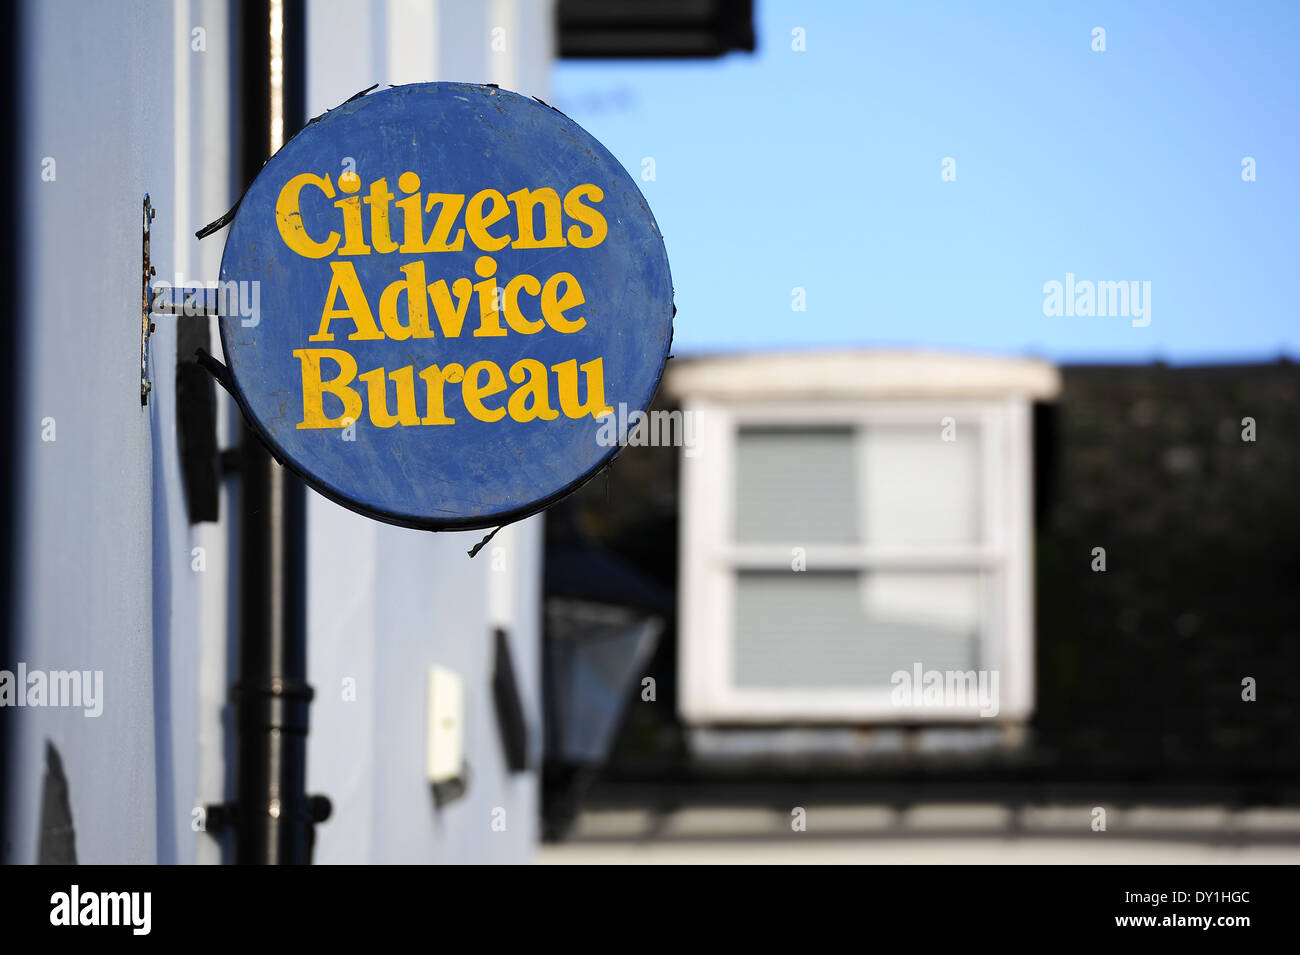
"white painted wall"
8,0,235,864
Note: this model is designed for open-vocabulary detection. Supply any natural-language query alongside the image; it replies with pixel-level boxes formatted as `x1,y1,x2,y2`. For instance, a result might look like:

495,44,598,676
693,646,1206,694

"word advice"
275,171,616,429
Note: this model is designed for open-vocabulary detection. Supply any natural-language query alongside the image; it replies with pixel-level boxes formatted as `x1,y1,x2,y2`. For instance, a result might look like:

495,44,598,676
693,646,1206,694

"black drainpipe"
229,0,325,865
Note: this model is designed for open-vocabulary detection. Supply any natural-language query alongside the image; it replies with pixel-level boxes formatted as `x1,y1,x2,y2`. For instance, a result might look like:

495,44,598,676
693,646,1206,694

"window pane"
861,424,981,546
733,571,982,689
734,427,857,542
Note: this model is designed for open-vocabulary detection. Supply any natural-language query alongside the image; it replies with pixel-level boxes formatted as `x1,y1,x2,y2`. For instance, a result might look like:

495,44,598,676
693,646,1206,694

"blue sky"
553,1,1300,364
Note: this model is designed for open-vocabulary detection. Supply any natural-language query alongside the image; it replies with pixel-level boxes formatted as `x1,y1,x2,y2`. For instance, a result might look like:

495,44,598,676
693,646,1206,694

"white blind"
734,427,858,542
733,571,982,689
729,421,987,691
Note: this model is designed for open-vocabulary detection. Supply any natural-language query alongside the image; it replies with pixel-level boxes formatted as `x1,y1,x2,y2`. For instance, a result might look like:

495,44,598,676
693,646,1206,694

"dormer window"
667,351,1059,724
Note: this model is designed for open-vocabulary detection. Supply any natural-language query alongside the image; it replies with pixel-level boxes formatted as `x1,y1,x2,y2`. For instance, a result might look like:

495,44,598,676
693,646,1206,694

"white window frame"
677,396,1035,724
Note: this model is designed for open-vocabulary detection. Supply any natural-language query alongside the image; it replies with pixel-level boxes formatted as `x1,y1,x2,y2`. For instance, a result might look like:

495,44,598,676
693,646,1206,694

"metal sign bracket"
140,195,155,404
142,193,225,404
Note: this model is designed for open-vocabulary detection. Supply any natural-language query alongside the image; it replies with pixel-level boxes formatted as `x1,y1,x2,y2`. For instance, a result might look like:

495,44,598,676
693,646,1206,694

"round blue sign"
218,83,673,530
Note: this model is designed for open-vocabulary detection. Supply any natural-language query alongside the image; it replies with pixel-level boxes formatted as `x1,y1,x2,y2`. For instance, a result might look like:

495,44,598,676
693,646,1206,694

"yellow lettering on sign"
465,189,512,252
507,187,566,250
311,261,385,341
423,193,467,252
428,276,475,338
276,173,340,258
540,272,587,333
294,348,362,428
508,358,559,422
472,256,507,339
378,261,433,340
277,174,610,257
334,172,371,255
294,356,613,429
563,184,607,249
502,274,544,334
359,365,420,427
552,357,612,419
463,360,508,422
277,170,626,438
363,177,399,254
418,363,464,425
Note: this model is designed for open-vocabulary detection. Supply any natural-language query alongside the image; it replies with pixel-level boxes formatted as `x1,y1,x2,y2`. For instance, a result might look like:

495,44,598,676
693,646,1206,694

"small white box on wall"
426,666,466,805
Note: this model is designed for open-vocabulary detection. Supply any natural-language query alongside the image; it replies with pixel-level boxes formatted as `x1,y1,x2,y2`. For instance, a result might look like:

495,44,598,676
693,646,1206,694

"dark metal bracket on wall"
140,195,156,405
141,193,225,523
493,628,530,773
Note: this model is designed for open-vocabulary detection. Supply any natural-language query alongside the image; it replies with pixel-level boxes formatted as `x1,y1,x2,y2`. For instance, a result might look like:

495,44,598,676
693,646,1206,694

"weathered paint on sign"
218,83,673,530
